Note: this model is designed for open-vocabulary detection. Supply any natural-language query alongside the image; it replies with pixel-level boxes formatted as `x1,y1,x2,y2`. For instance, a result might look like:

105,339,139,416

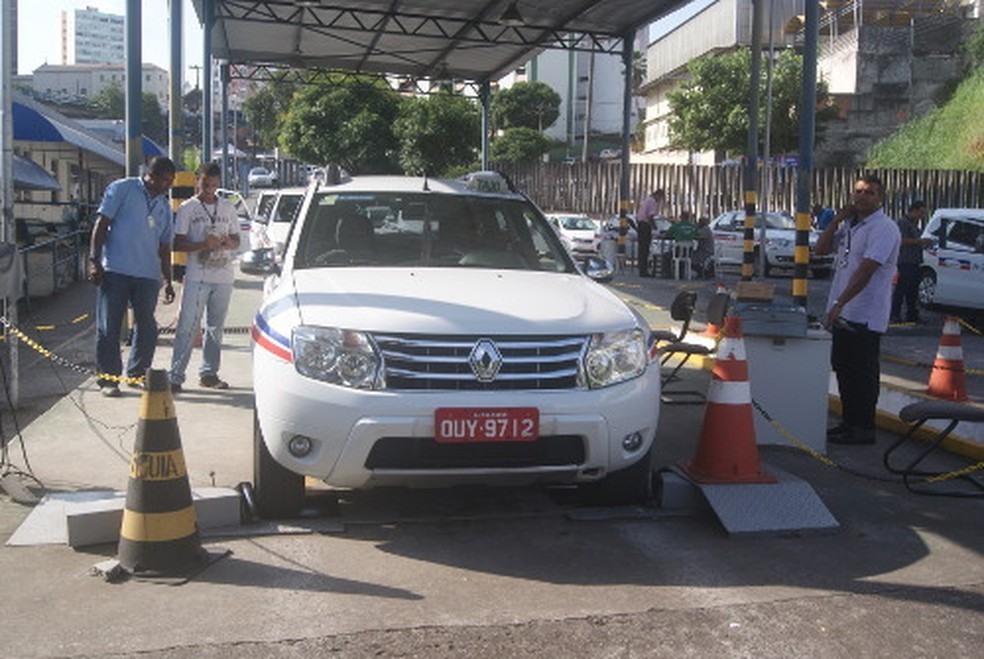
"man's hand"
87,259,104,286
162,282,175,305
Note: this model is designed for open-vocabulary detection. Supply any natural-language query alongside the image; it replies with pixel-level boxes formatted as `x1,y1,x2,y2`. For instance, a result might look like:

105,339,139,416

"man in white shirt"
168,162,241,392
815,174,901,445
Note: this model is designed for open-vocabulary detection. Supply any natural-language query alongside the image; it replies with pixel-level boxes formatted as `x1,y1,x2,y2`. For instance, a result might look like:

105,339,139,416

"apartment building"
61,5,125,65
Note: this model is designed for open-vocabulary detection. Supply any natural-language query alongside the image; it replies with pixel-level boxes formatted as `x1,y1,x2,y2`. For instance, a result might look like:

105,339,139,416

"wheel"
578,444,654,506
918,269,937,308
253,412,306,519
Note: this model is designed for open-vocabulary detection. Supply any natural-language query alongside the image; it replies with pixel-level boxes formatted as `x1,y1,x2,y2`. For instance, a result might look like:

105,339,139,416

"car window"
274,194,303,224
563,216,595,231
255,193,277,221
945,219,982,251
294,192,573,272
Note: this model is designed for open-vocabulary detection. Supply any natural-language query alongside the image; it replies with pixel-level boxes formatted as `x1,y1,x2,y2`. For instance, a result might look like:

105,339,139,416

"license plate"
434,407,539,443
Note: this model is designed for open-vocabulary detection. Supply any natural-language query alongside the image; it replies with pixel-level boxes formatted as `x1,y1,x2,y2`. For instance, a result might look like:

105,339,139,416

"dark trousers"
891,263,921,322
637,221,652,276
831,322,881,430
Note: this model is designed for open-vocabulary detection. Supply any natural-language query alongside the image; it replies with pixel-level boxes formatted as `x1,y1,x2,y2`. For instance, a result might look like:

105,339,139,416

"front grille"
373,333,587,391
365,435,586,470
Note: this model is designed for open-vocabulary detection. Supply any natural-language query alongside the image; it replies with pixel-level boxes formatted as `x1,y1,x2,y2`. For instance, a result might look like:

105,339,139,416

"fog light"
622,432,643,451
288,435,314,457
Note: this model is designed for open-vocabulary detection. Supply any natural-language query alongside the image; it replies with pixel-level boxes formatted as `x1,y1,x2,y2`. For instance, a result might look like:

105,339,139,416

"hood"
288,268,638,335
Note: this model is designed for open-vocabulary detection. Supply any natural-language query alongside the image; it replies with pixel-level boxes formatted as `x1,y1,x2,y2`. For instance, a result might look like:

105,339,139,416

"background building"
61,5,124,65
31,62,169,107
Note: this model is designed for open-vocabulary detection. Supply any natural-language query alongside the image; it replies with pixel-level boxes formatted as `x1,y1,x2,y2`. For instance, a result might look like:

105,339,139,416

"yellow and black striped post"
170,170,196,283
741,190,758,281
117,369,206,575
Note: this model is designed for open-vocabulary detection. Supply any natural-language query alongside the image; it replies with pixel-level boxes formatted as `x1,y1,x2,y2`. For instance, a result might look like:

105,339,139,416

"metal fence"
497,162,984,220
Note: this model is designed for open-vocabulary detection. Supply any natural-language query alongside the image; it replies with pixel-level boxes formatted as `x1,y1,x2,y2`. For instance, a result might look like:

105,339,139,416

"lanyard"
198,198,217,225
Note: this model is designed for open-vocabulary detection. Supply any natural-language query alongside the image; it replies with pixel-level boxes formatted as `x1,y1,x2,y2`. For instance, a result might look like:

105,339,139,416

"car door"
712,212,742,266
936,218,983,307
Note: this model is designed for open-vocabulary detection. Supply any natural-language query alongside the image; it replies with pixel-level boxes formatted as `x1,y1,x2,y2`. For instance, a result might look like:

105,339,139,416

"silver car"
709,210,833,278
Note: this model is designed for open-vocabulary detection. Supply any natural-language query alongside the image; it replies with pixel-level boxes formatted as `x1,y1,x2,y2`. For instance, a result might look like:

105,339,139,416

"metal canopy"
191,0,689,83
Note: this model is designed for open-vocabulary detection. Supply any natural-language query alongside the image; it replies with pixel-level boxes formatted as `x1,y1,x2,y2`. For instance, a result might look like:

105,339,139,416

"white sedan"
247,167,276,189
919,208,984,311
709,210,833,277
546,213,599,256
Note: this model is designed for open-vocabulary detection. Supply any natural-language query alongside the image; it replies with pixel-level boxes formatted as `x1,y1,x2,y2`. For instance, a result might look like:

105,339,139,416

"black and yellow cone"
117,369,206,575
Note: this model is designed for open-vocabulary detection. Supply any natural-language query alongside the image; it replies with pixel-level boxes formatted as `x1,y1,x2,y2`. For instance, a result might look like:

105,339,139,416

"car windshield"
562,216,596,231
293,192,575,272
758,212,795,229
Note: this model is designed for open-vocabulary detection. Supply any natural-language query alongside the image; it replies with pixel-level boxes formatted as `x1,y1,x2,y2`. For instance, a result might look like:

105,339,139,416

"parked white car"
250,187,306,253
919,208,984,311
709,210,833,277
247,166,276,189
546,213,599,256
240,171,661,517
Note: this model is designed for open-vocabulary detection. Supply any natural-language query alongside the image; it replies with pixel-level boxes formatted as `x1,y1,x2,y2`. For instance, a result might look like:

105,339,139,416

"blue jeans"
95,272,161,386
169,279,233,384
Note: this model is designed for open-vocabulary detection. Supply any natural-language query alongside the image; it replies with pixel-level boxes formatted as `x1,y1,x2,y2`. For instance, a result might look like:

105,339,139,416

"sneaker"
100,385,121,398
199,374,229,389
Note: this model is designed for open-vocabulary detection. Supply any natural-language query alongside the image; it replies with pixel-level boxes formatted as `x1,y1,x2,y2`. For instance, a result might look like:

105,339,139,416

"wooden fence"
497,162,984,220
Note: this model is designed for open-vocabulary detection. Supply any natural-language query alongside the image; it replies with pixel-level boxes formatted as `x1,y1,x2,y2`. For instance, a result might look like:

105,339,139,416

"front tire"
579,444,654,506
918,269,937,308
253,412,306,519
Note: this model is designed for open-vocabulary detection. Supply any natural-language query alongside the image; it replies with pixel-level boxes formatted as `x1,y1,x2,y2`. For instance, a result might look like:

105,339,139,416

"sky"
17,0,204,83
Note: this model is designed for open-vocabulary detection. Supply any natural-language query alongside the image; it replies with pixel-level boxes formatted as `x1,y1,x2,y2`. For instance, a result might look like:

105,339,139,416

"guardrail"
19,229,86,307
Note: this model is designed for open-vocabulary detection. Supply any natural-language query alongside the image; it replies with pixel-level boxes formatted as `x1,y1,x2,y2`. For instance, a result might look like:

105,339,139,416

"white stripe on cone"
716,338,746,361
935,346,964,360
707,380,751,405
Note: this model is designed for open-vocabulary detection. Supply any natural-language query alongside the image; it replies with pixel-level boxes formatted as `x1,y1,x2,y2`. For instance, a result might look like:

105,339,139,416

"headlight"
767,237,793,249
292,326,381,389
583,328,647,389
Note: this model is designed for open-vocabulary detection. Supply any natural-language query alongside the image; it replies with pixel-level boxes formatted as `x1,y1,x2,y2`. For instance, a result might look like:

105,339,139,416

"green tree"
279,76,400,174
491,127,550,163
491,81,561,131
393,92,481,176
243,79,298,151
667,48,835,158
88,83,167,146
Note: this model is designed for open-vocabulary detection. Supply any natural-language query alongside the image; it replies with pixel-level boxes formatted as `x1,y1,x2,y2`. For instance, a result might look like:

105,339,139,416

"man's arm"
826,257,880,325
814,205,855,256
87,214,111,285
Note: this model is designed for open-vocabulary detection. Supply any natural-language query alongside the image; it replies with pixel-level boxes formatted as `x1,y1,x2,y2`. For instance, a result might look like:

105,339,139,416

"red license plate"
434,407,539,443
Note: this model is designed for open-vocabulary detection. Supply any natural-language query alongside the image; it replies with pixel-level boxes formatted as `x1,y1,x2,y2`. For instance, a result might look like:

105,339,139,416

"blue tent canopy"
13,96,165,166
13,154,61,191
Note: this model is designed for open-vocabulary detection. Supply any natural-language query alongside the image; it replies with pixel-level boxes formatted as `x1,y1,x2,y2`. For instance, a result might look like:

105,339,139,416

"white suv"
242,172,661,517
919,208,984,311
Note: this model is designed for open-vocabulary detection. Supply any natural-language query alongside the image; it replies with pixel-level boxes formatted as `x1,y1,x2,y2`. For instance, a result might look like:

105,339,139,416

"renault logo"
468,339,502,382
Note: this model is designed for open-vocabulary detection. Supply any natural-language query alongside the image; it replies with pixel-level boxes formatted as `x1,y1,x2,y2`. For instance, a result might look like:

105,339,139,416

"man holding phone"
814,174,901,445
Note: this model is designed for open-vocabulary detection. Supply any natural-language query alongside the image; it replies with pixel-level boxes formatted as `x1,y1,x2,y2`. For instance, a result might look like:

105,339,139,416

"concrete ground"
0,266,981,658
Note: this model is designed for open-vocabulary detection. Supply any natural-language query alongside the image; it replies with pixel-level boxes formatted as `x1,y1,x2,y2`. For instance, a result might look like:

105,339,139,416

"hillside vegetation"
866,70,983,171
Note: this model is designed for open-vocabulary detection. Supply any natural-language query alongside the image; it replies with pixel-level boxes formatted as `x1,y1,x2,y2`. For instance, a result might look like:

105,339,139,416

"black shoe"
826,423,852,439
169,382,183,394
199,374,229,389
829,427,876,445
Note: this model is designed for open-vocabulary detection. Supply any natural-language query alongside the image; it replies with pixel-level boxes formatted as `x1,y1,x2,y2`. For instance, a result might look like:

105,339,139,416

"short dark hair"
859,173,884,196
909,200,926,211
147,156,176,177
197,161,222,179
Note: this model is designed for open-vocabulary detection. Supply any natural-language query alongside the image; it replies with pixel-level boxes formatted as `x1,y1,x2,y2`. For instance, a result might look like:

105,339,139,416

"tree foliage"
491,81,561,131
490,127,550,163
667,48,836,158
87,82,166,145
393,92,481,176
243,79,298,151
278,76,401,174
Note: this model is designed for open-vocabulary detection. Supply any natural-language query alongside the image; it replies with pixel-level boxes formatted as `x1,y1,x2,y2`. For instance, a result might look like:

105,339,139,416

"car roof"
930,208,984,219
314,175,527,201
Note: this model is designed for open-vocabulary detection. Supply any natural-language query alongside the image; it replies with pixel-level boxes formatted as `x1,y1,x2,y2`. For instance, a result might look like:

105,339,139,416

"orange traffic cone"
926,316,968,401
681,315,775,484
117,369,208,576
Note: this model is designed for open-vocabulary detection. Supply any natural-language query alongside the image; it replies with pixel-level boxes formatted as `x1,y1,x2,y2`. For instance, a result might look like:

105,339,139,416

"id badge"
147,215,155,229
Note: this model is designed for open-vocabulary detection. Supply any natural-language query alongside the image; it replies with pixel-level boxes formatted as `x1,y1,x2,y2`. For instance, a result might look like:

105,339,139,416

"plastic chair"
671,240,696,280
658,291,730,405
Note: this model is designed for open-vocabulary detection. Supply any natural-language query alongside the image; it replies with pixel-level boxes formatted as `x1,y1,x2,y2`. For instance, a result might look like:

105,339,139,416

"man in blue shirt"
88,157,176,397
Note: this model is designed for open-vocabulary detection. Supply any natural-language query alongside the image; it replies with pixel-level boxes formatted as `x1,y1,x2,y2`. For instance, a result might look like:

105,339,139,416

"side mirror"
581,255,614,282
240,248,279,276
